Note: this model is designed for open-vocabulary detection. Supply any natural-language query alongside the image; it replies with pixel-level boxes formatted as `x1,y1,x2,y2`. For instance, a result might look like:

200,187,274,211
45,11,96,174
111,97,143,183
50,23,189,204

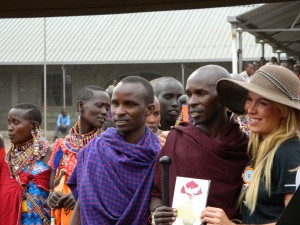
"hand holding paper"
172,177,210,225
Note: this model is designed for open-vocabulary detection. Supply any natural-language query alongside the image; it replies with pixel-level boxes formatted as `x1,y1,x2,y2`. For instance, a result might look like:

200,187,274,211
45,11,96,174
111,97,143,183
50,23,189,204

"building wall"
0,61,231,131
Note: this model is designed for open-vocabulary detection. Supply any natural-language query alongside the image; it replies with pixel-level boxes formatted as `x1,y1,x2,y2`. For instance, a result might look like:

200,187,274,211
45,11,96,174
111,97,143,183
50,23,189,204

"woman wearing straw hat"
200,65,300,225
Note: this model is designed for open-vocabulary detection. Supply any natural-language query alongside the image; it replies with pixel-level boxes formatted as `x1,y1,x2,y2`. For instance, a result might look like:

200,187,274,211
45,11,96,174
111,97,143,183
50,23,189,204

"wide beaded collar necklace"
5,138,49,177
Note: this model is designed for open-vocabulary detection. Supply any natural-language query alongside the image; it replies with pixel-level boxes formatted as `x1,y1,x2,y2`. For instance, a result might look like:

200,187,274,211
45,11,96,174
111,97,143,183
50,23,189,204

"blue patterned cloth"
21,161,50,225
68,127,160,225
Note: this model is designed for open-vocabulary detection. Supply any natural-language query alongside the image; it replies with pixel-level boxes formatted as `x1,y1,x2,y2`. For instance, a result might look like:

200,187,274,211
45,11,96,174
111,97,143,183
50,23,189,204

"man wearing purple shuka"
67,76,160,225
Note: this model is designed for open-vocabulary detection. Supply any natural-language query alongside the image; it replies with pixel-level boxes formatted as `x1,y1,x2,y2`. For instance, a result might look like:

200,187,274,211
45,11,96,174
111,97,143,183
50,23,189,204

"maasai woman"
47,85,110,225
0,102,52,225
146,96,161,134
201,65,300,225
146,96,170,148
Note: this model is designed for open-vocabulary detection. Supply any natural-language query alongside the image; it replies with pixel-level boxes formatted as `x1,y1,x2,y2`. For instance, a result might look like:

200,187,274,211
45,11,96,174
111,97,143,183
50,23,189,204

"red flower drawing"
181,180,202,198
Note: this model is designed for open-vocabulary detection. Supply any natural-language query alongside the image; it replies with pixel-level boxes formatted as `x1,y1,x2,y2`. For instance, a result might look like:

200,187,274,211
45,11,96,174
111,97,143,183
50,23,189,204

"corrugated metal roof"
0,5,281,65
236,2,300,59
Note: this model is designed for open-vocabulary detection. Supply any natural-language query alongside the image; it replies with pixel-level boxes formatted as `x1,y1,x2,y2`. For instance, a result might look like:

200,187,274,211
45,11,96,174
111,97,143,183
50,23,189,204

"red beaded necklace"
65,122,102,151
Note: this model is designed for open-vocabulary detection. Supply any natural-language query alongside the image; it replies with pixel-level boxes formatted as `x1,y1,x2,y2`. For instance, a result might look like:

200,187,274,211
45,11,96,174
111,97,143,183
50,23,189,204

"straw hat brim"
216,78,300,115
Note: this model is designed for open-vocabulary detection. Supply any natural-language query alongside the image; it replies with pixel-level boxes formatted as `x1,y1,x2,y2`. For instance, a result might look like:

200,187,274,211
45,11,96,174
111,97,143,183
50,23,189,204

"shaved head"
153,77,183,96
151,77,184,130
188,65,231,86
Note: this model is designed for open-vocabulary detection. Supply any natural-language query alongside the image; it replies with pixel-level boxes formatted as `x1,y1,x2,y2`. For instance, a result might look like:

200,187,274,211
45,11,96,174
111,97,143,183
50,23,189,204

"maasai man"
0,103,52,225
67,76,160,225
152,77,184,131
150,65,249,224
47,86,110,225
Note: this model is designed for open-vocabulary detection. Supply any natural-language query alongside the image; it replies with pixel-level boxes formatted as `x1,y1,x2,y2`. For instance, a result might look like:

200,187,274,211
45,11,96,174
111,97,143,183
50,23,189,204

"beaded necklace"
64,122,102,152
5,137,49,177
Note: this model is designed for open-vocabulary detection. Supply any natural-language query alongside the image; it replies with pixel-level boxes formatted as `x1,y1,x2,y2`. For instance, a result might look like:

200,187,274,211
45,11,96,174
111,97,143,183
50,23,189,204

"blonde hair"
239,103,300,214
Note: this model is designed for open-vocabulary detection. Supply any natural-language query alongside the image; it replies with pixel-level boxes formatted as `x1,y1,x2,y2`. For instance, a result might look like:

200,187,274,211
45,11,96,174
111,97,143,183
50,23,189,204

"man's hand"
153,206,177,225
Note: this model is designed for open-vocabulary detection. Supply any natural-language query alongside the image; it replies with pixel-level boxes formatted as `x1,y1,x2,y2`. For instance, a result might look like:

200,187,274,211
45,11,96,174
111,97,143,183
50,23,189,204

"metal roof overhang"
0,0,295,18
235,1,300,59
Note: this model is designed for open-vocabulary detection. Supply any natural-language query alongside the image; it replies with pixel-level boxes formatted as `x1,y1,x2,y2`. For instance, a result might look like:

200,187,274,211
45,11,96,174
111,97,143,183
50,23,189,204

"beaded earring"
31,125,41,156
77,111,82,134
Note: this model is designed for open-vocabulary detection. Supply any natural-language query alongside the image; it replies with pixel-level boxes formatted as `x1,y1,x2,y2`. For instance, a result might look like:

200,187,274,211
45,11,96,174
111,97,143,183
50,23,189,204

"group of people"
239,57,300,83
0,63,299,225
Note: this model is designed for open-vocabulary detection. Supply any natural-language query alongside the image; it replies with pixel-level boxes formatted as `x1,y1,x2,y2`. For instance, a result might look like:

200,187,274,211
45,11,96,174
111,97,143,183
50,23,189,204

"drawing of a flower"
181,180,202,199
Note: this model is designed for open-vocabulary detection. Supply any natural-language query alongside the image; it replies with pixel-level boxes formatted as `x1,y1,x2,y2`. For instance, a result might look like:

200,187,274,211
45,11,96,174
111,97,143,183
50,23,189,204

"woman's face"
244,91,284,139
146,97,161,133
8,108,33,144
80,90,110,130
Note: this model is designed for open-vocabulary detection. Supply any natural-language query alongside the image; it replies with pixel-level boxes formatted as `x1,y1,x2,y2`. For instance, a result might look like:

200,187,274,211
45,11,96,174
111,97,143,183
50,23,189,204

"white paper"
172,176,210,225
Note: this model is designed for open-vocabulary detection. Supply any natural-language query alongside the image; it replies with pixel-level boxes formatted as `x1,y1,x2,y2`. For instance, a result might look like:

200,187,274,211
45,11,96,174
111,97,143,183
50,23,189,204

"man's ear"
146,103,155,116
77,100,84,114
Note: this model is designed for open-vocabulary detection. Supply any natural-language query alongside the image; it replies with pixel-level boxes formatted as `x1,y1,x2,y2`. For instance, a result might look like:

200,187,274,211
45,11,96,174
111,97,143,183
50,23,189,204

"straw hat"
217,65,300,114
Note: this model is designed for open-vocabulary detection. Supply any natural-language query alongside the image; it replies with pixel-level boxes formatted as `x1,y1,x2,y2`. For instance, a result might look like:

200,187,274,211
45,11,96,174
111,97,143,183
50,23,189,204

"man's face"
111,82,151,138
113,79,118,86
245,64,255,76
61,109,67,117
186,74,223,126
79,91,110,130
156,80,183,125
259,58,266,66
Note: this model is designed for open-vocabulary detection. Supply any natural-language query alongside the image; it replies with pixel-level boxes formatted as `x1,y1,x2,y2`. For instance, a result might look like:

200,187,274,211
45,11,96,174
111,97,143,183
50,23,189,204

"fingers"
57,193,76,209
200,207,232,225
63,194,76,210
158,131,169,147
48,191,64,208
158,136,166,147
160,131,169,138
154,206,177,225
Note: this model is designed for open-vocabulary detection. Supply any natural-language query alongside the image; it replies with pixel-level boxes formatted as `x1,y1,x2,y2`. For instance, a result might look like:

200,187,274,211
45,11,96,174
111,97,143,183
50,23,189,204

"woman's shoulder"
276,138,300,156
279,138,300,149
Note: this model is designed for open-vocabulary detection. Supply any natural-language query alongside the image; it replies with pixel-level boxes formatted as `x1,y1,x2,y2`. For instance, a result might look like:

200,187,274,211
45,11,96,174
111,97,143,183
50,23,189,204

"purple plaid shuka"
67,127,160,225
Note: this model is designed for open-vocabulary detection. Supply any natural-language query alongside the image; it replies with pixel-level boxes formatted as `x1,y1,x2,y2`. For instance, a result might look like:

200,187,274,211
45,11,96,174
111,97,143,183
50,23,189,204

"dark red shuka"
151,120,249,220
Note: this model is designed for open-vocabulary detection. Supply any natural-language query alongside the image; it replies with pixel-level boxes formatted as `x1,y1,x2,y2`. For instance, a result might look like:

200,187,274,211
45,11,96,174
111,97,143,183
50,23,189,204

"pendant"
21,199,28,213
242,166,254,184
